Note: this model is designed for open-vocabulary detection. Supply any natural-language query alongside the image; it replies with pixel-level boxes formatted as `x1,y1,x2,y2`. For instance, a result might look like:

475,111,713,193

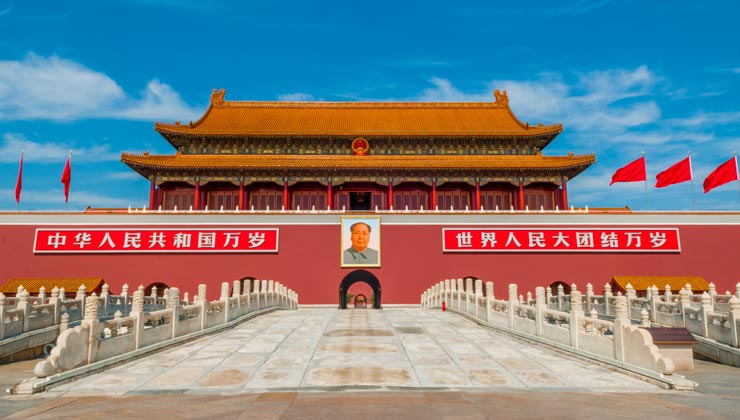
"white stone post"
121,284,129,314
49,287,60,324
535,286,545,337
444,279,451,308
545,286,553,309
198,284,207,330
649,285,659,323
612,295,628,362
254,280,261,310
221,282,231,322
735,282,740,299
76,284,87,316
699,292,713,338
485,282,494,322
585,283,594,313
474,280,483,318
508,284,517,329
261,280,268,308
664,285,672,303
557,284,564,311
131,290,145,350
18,290,30,333
167,288,180,339
38,286,47,305
83,294,100,364
727,296,740,347
456,278,463,310
268,280,275,306
640,309,651,327
0,293,5,339
233,280,242,315
677,288,690,327
100,284,110,316
603,283,612,316
569,290,583,349
466,278,473,314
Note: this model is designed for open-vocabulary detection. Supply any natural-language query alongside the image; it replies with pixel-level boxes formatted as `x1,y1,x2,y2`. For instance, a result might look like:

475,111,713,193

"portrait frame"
340,216,381,268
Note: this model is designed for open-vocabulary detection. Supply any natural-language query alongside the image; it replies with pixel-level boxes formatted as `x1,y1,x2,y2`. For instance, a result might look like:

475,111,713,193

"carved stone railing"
29,279,297,385
422,279,691,388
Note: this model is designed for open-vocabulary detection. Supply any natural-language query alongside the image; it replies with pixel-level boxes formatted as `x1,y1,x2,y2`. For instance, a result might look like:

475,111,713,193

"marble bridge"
34,308,662,394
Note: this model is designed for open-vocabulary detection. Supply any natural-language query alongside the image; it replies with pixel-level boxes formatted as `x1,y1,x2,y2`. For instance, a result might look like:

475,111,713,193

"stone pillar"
474,280,483,318
198,284,207,330
557,284,564,311
76,284,87,315
604,283,612,315
508,284,518,329
569,290,583,349
254,280,261,310
545,286,553,309
640,309,651,327
100,284,110,316
38,286,47,305
232,280,241,298
167,288,180,339
700,292,713,338
535,286,546,336
736,282,740,299
728,296,740,347
83,293,100,364
261,280,268,307
49,287,60,324
465,278,474,314
456,278,463,310
585,283,594,313
220,282,230,301
121,284,129,314
18,290,30,333
613,295,629,362
485,282,494,322
0,293,5,339
132,290,145,350
664,285,673,303
678,288,690,327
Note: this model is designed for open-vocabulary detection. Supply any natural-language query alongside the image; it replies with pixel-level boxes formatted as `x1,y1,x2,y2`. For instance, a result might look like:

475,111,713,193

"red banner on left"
34,228,279,253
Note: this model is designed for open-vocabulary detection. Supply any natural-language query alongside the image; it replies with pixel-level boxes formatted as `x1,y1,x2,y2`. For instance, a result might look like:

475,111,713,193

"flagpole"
642,151,648,210
688,151,695,211
66,151,71,212
16,150,23,213
735,152,739,203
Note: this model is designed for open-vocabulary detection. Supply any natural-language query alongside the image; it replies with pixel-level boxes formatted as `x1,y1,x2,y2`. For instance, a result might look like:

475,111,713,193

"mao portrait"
341,216,381,267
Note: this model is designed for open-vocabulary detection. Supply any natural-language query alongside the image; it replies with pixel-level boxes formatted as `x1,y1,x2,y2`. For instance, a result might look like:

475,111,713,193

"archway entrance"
339,270,381,309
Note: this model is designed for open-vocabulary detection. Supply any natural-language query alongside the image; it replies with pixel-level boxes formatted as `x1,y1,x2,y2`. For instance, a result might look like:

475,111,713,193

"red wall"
1,223,738,304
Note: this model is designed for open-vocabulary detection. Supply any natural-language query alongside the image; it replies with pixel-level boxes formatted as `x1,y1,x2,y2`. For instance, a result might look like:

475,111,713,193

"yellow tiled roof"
121,153,595,172
154,89,562,139
1,277,105,295
612,276,709,292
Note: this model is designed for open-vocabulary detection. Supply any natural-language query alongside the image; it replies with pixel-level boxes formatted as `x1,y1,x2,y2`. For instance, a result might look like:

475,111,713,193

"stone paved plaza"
2,308,739,419
46,308,658,394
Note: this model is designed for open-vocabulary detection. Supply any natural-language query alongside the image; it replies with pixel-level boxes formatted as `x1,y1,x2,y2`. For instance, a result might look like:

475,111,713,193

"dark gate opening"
350,192,371,210
339,269,381,309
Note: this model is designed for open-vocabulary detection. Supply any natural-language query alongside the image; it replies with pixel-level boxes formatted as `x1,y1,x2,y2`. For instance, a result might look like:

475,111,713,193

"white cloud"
277,92,316,101
106,171,144,181
0,53,201,122
0,133,120,163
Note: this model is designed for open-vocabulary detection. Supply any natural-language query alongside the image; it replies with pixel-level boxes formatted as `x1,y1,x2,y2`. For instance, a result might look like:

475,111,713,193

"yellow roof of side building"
1,277,105,295
611,275,709,292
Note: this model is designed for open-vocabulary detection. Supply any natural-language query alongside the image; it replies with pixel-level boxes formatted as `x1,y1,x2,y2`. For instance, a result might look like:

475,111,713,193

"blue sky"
1,0,739,211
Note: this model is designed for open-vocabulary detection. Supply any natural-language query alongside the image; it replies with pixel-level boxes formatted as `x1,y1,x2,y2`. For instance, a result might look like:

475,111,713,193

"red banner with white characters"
34,228,279,253
442,228,680,252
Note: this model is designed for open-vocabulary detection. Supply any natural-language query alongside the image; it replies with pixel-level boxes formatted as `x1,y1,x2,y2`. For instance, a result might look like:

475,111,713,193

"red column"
431,180,437,210
475,180,481,210
283,181,289,210
149,179,156,210
561,178,568,210
387,180,393,210
238,181,245,210
518,179,525,210
194,181,200,210
327,181,333,210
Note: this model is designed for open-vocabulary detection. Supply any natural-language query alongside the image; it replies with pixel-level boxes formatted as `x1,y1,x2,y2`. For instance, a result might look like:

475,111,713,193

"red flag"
15,152,23,204
61,155,71,203
655,156,692,188
610,156,646,185
703,156,738,193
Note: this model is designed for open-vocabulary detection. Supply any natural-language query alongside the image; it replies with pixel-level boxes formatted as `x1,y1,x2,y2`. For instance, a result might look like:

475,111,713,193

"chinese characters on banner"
442,228,680,252
34,228,279,253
